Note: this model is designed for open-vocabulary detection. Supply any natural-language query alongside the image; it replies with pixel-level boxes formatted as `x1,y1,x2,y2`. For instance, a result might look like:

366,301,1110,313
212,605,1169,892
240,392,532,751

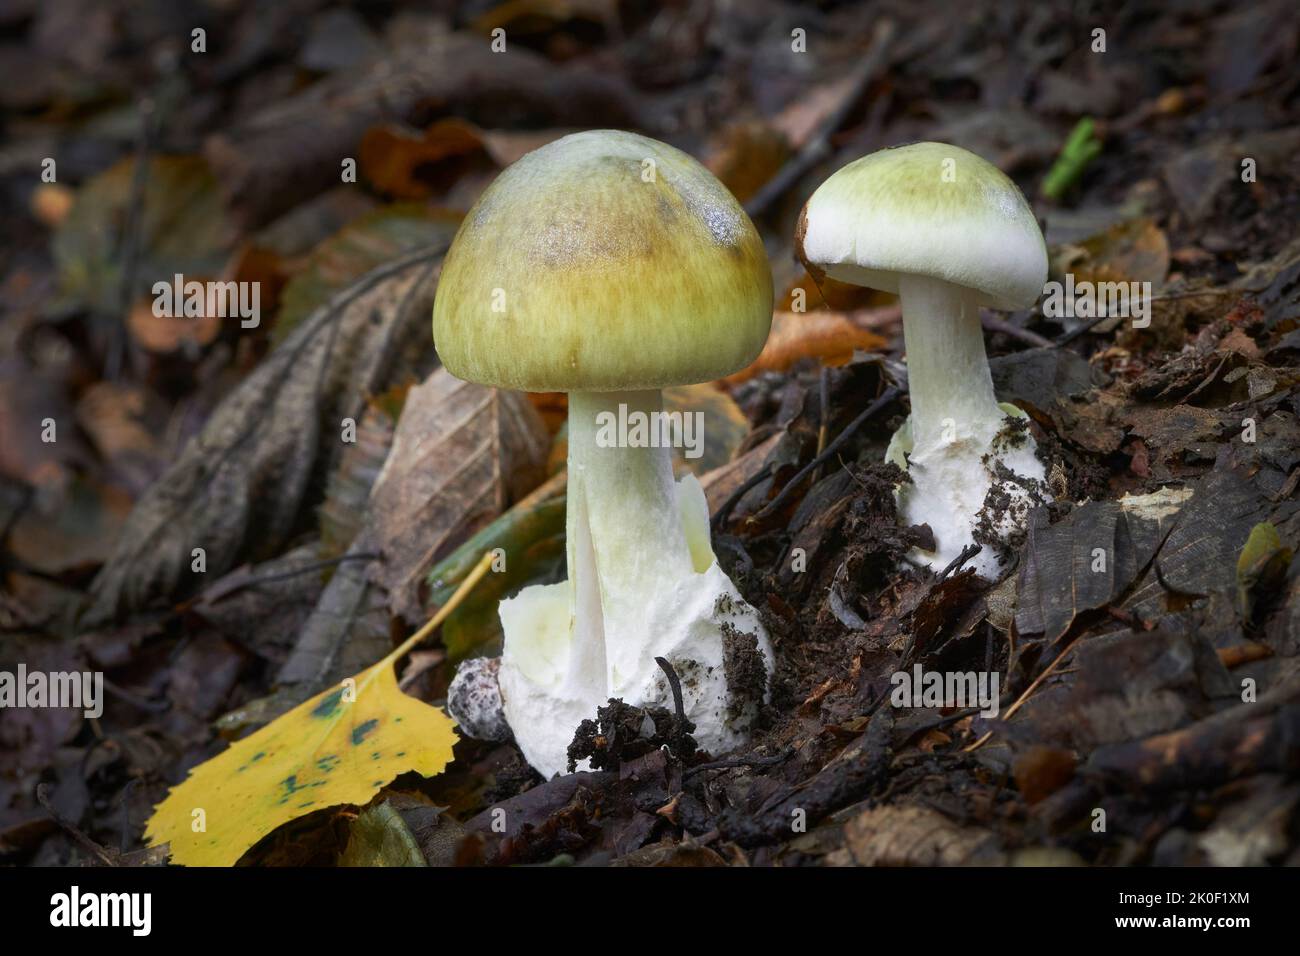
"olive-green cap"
796,142,1047,310
433,130,772,392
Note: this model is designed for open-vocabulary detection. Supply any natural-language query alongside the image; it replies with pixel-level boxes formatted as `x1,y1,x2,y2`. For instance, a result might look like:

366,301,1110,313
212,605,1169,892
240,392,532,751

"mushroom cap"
796,142,1047,310
433,130,773,392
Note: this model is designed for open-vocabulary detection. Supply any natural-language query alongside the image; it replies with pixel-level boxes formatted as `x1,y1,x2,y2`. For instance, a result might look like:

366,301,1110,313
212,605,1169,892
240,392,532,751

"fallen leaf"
842,803,1003,866
86,245,447,624
145,553,493,866
1237,521,1293,616
359,119,490,199
318,385,407,557
705,121,790,204
339,801,427,867
273,203,461,342
1015,486,1191,642
368,369,550,626
726,310,888,384
52,156,232,311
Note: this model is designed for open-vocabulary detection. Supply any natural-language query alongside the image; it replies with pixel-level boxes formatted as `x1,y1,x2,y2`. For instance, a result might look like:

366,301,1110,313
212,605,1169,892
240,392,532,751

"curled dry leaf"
359,118,491,200
726,310,889,384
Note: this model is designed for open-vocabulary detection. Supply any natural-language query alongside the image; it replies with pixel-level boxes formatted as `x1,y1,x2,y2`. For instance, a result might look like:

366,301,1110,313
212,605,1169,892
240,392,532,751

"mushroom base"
886,405,1050,579
492,390,774,780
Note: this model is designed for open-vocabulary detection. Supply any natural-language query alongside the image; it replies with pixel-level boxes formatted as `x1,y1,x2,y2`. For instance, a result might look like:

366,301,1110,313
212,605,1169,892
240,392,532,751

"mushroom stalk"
565,389,695,693
897,274,1006,453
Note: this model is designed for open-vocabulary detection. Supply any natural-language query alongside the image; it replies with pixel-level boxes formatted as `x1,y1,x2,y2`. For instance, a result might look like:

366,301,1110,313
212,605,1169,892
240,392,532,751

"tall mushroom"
796,142,1051,578
434,130,775,779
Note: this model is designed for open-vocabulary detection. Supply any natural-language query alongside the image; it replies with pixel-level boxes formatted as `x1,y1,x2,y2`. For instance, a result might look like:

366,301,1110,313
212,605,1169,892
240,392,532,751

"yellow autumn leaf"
145,552,494,866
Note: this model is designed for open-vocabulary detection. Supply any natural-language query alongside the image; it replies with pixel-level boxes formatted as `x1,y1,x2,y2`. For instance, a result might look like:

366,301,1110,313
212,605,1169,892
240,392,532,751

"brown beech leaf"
726,310,889,384
368,368,549,626
841,803,1003,866
359,119,490,199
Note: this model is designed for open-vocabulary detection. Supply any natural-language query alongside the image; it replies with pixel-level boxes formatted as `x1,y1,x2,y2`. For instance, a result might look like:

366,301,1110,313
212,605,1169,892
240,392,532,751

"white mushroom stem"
897,274,1007,454
887,274,1050,579
565,389,696,691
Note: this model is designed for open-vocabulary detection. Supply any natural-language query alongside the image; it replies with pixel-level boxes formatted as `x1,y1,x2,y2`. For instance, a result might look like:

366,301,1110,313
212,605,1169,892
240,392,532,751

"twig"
982,312,1053,348
119,779,138,853
816,366,830,457
107,97,156,381
1051,312,1114,347
102,677,170,714
710,463,772,532
964,645,1072,752
750,385,902,522
36,783,118,866
744,20,896,218
937,543,982,581
205,551,381,598
655,656,686,725
684,753,788,778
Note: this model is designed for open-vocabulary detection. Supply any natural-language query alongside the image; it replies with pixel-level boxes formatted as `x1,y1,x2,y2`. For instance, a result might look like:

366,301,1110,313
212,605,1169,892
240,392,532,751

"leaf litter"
3,0,1300,869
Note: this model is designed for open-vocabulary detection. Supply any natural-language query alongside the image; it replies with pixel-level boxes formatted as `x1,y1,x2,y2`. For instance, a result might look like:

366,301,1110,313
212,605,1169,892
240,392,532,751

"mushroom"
434,130,775,779
795,142,1051,579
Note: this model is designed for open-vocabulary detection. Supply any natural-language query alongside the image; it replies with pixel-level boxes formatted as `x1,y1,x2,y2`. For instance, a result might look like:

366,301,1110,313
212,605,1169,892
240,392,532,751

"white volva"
799,142,1052,578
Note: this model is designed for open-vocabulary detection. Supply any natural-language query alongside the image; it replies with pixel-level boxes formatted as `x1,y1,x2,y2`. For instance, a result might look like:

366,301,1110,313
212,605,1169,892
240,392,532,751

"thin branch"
750,384,902,522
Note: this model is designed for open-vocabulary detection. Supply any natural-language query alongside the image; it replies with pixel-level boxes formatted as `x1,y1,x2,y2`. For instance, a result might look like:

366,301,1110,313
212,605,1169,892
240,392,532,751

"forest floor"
2,0,1299,866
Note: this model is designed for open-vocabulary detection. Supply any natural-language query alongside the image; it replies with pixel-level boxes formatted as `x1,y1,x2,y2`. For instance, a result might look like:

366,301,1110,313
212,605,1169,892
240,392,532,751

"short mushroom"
434,130,775,779
796,142,1051,578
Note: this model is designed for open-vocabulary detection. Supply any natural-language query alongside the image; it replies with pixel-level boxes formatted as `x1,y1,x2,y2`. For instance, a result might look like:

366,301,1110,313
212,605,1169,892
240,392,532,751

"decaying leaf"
840,803,1003,866
1237,521,1294,616
203,28,646,229
273,204,461,342
339,801,427,867
86,246,446,624
369,369,549,626
274,370,547,706
1015,486,1191,642
727,310,889,384
52,156,233,311
359,119,490,199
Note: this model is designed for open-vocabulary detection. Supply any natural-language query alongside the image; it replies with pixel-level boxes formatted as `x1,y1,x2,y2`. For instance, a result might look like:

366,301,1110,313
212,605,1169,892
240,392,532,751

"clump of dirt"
990,413,1033,453
566,698,696,773
841,461,931,587
720,619,768,723
973,457,1051,567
